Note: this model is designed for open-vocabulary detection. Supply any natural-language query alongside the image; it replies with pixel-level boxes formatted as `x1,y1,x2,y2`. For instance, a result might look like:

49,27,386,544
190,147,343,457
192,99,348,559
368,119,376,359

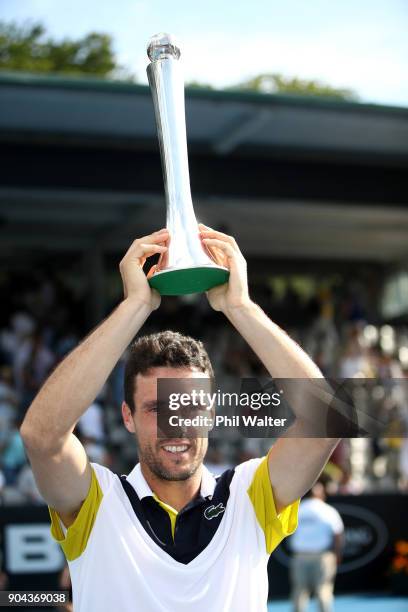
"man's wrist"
222,298,257,321
121,295,154,316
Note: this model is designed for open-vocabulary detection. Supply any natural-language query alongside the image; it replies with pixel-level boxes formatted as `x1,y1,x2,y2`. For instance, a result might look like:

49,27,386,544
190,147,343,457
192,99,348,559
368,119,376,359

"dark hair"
124,330,214,413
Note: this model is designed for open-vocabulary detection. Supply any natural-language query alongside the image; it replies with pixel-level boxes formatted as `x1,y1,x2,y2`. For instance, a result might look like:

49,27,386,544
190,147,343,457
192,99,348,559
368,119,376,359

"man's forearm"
224,300,322,379
21,297,151,448
224,300,339,439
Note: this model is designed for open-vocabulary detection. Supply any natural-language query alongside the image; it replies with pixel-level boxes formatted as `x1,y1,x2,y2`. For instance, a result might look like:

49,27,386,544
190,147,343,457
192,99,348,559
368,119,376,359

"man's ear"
122,401,136,433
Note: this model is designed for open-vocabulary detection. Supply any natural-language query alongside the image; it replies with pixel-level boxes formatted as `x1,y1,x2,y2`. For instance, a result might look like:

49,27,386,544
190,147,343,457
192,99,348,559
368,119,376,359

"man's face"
122,366,210,481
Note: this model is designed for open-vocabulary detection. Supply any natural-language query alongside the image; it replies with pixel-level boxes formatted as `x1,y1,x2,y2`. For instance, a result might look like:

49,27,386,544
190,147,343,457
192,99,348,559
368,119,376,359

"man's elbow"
20,422,41,452
20,421,58,456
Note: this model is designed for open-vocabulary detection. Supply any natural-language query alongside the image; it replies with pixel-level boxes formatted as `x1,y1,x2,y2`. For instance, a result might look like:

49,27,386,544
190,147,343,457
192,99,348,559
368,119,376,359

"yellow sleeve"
247,455,299,554
48,466,103,562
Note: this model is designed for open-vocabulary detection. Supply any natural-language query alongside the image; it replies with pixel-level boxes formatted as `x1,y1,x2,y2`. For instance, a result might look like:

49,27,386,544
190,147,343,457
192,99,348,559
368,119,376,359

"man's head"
122,330,214,482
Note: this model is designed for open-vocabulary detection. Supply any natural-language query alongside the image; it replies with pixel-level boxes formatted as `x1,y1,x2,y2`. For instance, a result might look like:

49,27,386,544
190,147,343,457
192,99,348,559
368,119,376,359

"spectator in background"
0,366,17,405
78,400,105,443
55,325,79,361
289,482,344,612
0,366,17,447
399,409,408,491
204,446,233,476
18,328,55,412
0,415,26,485
0,311,35,369
16,464,45,504
305,286,339,376
0,468,5,504
77,394,109,465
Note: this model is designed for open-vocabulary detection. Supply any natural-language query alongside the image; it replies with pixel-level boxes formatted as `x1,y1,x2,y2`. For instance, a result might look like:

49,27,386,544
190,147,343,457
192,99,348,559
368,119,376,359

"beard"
136,438,205,481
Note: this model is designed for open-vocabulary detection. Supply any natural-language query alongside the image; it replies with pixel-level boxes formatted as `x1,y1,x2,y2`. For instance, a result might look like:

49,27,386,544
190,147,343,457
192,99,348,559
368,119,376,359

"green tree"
228,72,356,100
0,20,134,79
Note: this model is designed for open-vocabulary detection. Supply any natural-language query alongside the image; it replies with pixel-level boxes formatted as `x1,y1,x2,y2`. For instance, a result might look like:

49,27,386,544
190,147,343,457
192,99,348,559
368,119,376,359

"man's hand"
198,223,250,313
119,228,169,311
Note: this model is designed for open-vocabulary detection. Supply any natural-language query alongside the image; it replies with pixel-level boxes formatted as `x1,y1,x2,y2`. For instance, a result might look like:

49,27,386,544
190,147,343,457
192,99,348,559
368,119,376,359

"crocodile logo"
204,503,225,520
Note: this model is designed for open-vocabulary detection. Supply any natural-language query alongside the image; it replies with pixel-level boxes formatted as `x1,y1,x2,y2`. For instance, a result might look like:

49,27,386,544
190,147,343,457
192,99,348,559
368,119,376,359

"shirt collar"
126,462,216,501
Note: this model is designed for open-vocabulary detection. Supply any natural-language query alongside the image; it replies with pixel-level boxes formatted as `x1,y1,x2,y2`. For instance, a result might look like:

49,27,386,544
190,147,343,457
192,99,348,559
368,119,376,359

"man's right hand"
119,228,169,310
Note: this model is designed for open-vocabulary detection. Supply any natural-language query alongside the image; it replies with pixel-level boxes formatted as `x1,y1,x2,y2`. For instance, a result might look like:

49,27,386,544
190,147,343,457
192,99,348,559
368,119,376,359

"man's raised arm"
20,229,168,526
199,223,340,514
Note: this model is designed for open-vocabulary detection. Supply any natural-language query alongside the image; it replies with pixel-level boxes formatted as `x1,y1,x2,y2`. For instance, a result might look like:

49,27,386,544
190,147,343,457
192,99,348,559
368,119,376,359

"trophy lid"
147,33,181,62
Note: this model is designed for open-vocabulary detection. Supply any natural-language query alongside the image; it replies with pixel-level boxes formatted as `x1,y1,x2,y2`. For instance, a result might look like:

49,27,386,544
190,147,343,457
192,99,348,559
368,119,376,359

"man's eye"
184,402,209,412
195,402,210,411
151,401,169,412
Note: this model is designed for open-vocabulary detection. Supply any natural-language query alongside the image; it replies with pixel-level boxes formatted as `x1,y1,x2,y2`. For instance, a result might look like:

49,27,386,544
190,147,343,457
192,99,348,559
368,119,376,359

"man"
20,225,340,611
289,482,344,612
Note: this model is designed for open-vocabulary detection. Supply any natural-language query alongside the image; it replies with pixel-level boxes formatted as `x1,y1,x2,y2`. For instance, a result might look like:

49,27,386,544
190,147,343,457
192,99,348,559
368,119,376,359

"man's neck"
140,463,203,512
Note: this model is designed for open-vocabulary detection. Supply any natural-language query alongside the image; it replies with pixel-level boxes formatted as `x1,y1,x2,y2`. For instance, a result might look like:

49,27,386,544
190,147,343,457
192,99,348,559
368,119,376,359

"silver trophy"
146,33,229,295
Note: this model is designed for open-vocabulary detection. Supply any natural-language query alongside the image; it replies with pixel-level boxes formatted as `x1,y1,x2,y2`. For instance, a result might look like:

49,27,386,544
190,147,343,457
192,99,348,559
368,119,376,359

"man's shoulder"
233,456,266,490
206,457,265,499
90,462,118,494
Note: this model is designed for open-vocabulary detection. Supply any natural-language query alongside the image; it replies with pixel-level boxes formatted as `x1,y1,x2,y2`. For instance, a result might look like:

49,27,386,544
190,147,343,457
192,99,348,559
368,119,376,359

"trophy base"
148,265,229,296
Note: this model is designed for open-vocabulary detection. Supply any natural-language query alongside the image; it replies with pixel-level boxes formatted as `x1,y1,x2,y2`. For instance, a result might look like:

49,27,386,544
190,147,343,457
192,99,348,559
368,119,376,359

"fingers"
130,244,167,270
120,229,169,269
201,237,236,258
138,243,167,255
201,240,224,266
127,242,168,261
129,230,169,258
198,224,240,252
137,228,169,245
146,263,158,279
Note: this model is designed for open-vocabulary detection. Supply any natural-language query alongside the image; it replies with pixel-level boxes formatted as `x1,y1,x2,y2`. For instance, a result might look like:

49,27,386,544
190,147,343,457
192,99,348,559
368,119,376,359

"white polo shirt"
49,456,299,612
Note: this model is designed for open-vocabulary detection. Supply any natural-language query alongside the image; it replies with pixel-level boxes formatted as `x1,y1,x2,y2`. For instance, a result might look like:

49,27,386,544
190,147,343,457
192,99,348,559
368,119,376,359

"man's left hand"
198,223,250,313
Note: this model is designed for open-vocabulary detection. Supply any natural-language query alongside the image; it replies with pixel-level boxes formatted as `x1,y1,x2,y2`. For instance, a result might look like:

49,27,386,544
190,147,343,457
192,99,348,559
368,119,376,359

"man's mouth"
161,443,191,455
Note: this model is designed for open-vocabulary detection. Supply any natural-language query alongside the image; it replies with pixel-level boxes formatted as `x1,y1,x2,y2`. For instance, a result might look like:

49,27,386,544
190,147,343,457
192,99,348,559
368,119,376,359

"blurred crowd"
1,267,408,507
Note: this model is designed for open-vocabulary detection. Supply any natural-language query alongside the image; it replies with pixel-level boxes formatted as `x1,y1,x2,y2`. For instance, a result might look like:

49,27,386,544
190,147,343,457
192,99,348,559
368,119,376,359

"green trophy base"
148,265,229,296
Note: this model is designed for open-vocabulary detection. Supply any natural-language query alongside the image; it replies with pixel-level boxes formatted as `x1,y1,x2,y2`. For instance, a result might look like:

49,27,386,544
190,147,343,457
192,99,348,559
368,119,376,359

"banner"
268,493,408,597
0,506,64,592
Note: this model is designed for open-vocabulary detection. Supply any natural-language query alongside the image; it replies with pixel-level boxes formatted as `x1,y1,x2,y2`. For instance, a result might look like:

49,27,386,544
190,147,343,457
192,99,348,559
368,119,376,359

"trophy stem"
147,58,195,224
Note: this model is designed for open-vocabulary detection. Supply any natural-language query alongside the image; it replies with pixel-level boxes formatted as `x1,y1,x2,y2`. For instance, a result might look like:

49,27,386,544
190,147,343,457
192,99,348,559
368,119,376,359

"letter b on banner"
5,525,64,573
